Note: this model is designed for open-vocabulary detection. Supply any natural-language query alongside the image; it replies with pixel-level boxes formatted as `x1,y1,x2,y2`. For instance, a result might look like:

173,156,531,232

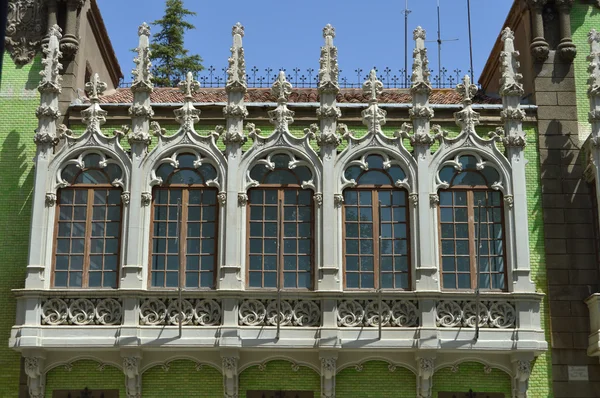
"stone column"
416,356,434,398
122,23,154,290
499,28,535,293
527,0,550,61
589,30,600,242
27,25,63,290
42,0,58,47
221,23,248,291
60,0,85,59
24,355,46,398
556,0,577,61
320,356,337,398
122,354,142,398
222,356,239,398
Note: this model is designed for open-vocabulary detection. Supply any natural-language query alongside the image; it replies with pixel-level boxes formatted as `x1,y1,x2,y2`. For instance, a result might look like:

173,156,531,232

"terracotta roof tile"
99,87,500,105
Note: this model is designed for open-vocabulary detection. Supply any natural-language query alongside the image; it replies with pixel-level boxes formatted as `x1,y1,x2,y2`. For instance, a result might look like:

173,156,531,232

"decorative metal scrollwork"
139,298,222,326
336,300,418,327
41,298,123,326
238,299,321,327
435,300,516,328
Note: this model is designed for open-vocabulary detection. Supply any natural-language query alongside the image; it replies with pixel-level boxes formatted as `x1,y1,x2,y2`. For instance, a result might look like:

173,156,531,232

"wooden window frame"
51,184,122,289
246,186,315,290
148,186,219,290
342,187,411,290
438,187,507,291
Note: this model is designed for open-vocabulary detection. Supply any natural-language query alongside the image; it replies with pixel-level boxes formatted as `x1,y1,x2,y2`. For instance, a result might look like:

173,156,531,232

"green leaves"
150,0,204,87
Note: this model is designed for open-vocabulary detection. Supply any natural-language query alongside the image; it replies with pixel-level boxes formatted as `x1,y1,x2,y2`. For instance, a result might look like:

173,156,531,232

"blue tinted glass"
366,155,385,169
264,170,298,184
344,166,362,181
272,154,290,168
439,166,455,184
295,166,312,184
156,164,175,182
452,171,486,187
250,164,269,182
357,171,392,186
198,164,218,181
482,166,500,185
168,169,203,185
76,170,109,184
388,166,406,183
459,155,478,170
177,154,196,168
105,164,122,182
84,153,102,168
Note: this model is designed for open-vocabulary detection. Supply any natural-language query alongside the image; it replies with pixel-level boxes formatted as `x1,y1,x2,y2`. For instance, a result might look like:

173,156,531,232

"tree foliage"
150,0,203,87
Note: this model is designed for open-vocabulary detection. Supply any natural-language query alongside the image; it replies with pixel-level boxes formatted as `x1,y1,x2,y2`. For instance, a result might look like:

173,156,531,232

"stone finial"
588,29,600,98
411,26,432,95
268,71,295,131
318,24,339,93
499,27,524,97
174,72,201,132
81,73,108,131
361,69,386,130
38,25,63,94
226,22,247,92
131,22,153,92
454,75,480,131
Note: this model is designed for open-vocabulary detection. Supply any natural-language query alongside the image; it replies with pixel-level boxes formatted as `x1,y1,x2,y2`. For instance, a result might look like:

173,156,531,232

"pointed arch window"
53,153,123,288
150,153,219,289
342,154,411,290
438,155,506,291
247,153,314,289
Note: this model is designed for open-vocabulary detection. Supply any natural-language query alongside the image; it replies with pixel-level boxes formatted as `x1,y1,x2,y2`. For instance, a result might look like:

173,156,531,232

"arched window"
247,153,313,289
151,153,218,289
343,154,410,290
438,154,506,291
54,153,123,288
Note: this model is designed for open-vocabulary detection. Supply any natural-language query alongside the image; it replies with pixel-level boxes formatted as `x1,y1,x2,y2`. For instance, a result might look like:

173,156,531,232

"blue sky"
100,0,513,87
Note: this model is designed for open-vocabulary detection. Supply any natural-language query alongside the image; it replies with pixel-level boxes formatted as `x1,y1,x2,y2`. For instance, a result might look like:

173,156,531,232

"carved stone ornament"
24,356,45,398
5,0,48,65
121,191,131,205
45,192,57,207
318,24,339,93
238,299,321,327
435,300,516,328
82,73,108,132
174,71,201,132
222,125,247,146
141,192,152,206
411,26,432,95
429,194,440,206
588,29,600,98
334,193,344,208
336,299,418,327
226,22,247,92
504,194,514,208
41,297,123,325
361,69,387,131
499,28,524,97
139,298,221,326
409,193,418,206
217,191,227,206
38,25,63,94
513,360,532,398
238,193,248,206
131,22,153,92
123,356,141,398
269,71,295,131
454,75,480,132
313,192,323,208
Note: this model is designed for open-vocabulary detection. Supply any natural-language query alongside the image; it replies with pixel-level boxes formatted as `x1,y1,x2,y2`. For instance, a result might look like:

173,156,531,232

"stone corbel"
526,0,550,61
320,356,337,398
122,355,142,398
555,0,577,61
24,355,46,398
416,356,435,398
222,356,239,398
60,0,86,59
512,358,532,398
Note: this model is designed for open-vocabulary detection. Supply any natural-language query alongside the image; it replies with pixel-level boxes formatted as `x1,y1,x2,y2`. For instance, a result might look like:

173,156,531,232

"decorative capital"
45,192,57,207
141,192,152,206
269,71,295,131
321,357,336,379
334,194,344,208
411,26,432,95
430,193,440,207
555,0,574,10
122,357,140,379
526,0,548,10
500,28,524,97
217,191,227,206
418,358,434,379
39,25,63,94
131,23,153,92
318,24,339,94
313,193,323,208
238,193,248,206
454,75,480,132
226,22,247,93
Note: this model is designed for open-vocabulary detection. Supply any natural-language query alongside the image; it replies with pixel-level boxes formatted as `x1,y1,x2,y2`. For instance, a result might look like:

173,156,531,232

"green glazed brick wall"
0,53,40,398
142,360,223,397
571,1,598,141
431,362,511,396
336,361,416,398
45,360,126,396
239,360,320,396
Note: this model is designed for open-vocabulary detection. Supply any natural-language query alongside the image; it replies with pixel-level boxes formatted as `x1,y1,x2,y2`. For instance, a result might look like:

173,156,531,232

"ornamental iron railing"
119,66,474,90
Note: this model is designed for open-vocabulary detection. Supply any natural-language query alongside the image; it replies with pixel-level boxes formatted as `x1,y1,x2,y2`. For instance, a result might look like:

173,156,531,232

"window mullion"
467,190,477,289
179,189,189,289
372,190,380,290
277,189,284,290
83,189,94,288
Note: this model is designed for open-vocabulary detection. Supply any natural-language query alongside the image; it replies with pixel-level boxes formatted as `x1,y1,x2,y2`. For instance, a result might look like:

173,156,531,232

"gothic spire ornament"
361,69,386,131
226,22,247,92
81,73,108,133
499,28,524,97
174,71,201,133
318,24,339,94
410,26,432,95
131,22,153,92
588,29,600,136
454,75,480,133
268,71,295,131
34,25,63,146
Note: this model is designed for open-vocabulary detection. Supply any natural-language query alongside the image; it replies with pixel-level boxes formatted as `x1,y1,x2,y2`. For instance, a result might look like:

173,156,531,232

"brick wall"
336,361,416,398
431,362,511,396
239,360,320,396
45,360,126,397
142,360,223,397
0,53,40,398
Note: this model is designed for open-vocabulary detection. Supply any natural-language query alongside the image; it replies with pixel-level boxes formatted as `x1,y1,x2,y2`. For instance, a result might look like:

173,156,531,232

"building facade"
2,0,600,398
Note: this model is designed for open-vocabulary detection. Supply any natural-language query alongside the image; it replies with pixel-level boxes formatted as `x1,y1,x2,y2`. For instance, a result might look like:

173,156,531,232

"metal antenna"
402,0,412,87
474,200,482,341
467,0,475,82
428,0,459,88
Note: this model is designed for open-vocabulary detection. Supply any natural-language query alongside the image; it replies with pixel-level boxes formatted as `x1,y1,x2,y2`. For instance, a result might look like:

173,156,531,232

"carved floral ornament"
5,0,48,65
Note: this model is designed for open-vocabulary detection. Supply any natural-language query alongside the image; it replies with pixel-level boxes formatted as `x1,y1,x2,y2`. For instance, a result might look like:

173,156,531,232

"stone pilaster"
555,0,577,61
122,354,142,398
24,355,46,398
511,357,532,398
499,27,535,293
122,23,154,289
527,0,550,61
320,356,337,398
222,356,239,398
27,25,63,289
416,356,434,398
221,22,248,290
316,24,341,292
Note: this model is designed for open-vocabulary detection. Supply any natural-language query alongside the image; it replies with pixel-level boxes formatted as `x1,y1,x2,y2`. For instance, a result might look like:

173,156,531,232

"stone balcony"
11,289,547,354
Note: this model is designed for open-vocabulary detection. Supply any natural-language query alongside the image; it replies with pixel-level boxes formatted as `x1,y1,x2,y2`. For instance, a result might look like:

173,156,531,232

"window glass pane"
156,164,175,183
439,166,455,184
295,166,312,184
457,274,471,289
394,256,408,272
264,256,276,270
250,164,269,182
344,190,357,205
360,273,374,288
459,155,478,170
76,170,108,184
61,165,80,183
344,166,362,181
453,171,486,187
366,155,385,169
272,154,289,168
166,272,179,287
387,166,406,183
84,154,102,168
264,272,277,288
442,257,455,271
440,208,453,222
105,164,122,182
358,170,391,186
346,256,359,271
482,166,500,185
395,274,409,289
443,274,456,289
178,154,196,169
168,169,203,185
457,257,470,272
346,273,359,288
264,170,298,185
198,164,217,181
